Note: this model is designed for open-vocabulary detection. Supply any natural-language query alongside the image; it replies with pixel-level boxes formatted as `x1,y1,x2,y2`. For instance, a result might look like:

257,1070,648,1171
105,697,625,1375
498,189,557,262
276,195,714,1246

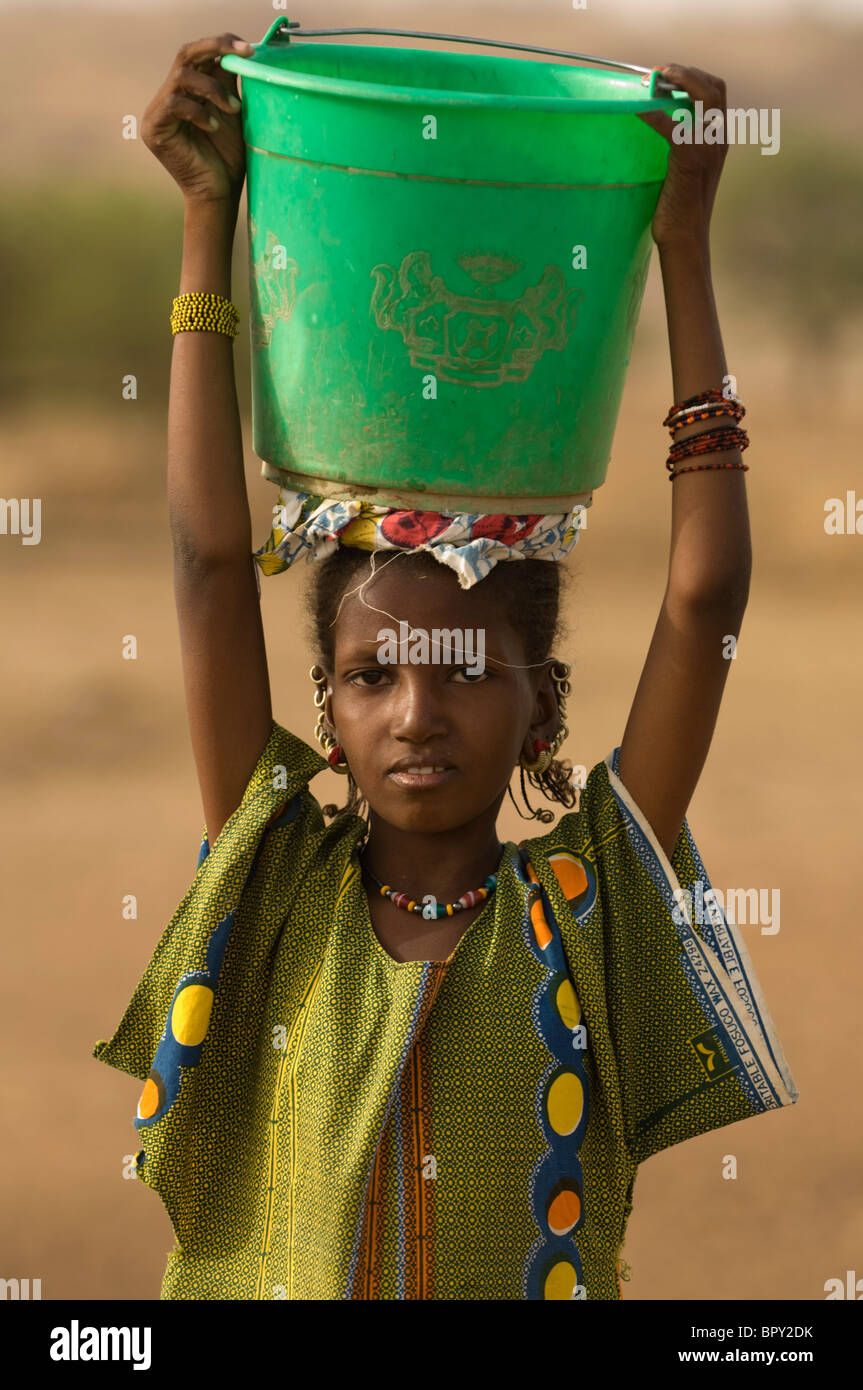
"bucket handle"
264,18,689,99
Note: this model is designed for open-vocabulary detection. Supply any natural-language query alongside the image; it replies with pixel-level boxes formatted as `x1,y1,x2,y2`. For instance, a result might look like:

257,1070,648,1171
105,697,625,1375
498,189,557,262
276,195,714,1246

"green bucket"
221,20,691,512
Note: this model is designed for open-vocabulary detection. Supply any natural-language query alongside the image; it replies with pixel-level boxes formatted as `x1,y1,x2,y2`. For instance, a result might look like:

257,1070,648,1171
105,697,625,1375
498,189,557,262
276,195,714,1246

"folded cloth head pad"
253,490,588,591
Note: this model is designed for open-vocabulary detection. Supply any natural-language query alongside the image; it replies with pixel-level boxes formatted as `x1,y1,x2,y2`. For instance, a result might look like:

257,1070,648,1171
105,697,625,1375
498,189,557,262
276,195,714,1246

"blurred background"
1,0,861,1301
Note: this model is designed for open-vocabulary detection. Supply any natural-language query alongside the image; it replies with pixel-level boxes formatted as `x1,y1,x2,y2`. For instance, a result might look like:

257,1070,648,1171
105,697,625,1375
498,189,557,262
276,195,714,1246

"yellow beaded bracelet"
170,292,240,338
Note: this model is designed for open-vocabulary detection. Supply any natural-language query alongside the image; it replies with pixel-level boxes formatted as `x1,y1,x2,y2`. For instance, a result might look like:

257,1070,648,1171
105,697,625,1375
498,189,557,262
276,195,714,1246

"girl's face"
322,561,558,835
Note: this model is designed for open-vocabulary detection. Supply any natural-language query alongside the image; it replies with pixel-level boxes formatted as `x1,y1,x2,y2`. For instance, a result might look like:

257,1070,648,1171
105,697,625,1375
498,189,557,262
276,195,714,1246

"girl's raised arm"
616,65,752,861
142,34,273,845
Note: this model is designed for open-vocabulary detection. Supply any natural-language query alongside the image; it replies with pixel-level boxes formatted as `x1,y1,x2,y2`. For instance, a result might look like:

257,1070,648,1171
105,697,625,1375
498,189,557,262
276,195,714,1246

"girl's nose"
389,670,449,742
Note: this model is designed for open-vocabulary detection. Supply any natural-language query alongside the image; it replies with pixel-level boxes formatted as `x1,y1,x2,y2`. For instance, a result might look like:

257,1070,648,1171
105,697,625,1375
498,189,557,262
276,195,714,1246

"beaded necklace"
359,844,500,919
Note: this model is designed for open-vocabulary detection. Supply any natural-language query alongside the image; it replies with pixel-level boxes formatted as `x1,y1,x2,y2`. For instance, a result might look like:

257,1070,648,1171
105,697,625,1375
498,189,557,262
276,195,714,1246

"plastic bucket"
222,21,691,512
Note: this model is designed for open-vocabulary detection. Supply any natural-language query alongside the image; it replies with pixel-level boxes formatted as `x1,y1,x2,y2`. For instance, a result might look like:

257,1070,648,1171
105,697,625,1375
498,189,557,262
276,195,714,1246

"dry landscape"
1,0,860,1300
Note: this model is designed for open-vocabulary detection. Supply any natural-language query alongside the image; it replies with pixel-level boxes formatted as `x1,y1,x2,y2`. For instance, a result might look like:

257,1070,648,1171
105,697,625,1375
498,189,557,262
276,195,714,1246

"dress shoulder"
91,720,338,1086
520,747,798,1165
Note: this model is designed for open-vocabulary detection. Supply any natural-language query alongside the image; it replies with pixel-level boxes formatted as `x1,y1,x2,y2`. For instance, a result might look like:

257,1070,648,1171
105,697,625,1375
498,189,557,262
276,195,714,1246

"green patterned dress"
93,721,797,1300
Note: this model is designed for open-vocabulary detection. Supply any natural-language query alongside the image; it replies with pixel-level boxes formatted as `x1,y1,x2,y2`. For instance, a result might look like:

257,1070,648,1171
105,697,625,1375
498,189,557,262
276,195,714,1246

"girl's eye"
450,667,489,684
349,669,391,687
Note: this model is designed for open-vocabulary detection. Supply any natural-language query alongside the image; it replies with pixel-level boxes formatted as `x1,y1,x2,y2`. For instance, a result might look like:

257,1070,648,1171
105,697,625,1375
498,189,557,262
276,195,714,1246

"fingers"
177,65,242,118
639,65,729,146
652,64,728,110
174,33,255,69
638,108,675,144
162,92,219,136
144,34,253,146
174,33,253,108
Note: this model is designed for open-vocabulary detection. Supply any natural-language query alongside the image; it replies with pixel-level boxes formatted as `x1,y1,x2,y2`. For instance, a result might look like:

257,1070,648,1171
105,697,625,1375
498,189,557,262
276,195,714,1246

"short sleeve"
526,749,798,1167
91,719,329,1086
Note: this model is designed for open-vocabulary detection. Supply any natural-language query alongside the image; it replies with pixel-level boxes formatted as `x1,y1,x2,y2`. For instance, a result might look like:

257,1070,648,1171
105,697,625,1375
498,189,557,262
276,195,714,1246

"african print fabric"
252,488,587,590
93,722,797,1300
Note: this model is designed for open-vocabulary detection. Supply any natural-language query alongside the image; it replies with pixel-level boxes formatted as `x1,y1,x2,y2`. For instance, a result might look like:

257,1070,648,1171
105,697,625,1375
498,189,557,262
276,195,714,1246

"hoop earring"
309,664,349,775
518,659,572,774
520,740,553,775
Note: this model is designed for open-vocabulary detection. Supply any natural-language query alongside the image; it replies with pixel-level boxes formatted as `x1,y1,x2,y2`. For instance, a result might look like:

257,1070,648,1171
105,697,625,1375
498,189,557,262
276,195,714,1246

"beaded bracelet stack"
662,388,749,480
170,291,239,339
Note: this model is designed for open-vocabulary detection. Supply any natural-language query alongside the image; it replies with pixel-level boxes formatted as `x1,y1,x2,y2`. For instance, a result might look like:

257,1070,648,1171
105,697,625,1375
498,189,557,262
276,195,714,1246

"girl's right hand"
141,34,256,207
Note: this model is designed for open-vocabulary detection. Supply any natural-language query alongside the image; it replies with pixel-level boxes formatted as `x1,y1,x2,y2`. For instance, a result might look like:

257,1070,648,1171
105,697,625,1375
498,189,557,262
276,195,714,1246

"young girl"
94,33,797,1301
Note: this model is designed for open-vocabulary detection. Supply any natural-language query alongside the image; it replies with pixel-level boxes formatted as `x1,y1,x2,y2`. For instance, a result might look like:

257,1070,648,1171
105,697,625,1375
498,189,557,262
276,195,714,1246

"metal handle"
267,19,685,96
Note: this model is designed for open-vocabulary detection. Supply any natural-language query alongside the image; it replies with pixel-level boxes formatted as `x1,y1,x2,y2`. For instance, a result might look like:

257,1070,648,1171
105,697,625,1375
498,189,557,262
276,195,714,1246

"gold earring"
309,665,349,774
519,659,572,774
547,660,571,758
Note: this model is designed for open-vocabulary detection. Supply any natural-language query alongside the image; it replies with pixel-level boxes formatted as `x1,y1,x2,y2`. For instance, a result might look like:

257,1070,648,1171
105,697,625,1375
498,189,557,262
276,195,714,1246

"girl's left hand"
638,64,729,249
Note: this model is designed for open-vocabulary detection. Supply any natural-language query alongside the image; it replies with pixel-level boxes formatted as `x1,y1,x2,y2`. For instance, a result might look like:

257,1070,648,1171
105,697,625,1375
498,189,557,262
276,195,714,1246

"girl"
94,32,797,1301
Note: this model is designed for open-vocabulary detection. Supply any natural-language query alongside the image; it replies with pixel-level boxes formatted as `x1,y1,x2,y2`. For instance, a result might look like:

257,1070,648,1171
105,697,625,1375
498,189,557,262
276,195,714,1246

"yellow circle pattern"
544,1260,579,1300
546,1071,585,1136
171,984,214,1047
555,978,581,1031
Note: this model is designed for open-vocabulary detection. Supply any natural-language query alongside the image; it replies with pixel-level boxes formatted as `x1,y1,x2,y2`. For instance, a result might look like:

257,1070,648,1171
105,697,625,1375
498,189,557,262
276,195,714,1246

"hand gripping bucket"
221,19,692,512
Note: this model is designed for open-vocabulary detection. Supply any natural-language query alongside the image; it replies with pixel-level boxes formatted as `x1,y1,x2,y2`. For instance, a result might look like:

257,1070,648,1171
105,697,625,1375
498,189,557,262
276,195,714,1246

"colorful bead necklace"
359,848,499,919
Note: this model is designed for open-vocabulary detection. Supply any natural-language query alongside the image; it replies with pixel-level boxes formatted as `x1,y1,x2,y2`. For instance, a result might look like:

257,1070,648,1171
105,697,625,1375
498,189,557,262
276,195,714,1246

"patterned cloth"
93,722,797,1300
253,489,588,590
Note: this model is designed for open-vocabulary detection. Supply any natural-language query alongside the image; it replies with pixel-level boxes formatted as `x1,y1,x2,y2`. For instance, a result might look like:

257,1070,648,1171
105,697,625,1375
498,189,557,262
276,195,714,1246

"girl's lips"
387,767,455,790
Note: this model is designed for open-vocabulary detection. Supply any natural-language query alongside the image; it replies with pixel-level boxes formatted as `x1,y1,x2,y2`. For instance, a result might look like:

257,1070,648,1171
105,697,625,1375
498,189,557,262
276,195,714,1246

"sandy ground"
1,0,861,1302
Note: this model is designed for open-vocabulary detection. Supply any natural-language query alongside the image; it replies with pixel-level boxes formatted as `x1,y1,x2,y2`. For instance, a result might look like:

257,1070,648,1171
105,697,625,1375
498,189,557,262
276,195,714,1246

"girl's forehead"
338,564,500,626
332,563,527,660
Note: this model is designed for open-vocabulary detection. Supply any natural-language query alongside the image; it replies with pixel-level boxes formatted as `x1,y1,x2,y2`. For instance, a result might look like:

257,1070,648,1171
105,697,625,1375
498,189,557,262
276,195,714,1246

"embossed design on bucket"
250,222,299,349
370,251,582,387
